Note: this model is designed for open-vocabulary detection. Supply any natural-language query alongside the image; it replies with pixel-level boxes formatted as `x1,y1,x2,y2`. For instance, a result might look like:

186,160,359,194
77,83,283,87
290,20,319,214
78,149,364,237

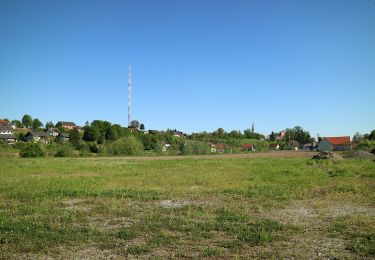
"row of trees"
4,114,56,130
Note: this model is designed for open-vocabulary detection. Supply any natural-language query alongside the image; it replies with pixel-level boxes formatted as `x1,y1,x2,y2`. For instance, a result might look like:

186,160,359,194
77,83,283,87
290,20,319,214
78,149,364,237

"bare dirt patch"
159,199,191,208
262,199,375,259
60,198,92,212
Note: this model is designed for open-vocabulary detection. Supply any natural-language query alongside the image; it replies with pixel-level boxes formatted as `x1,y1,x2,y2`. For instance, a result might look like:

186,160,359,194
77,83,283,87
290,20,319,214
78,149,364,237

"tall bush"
105,136,144,156
20,143,46,158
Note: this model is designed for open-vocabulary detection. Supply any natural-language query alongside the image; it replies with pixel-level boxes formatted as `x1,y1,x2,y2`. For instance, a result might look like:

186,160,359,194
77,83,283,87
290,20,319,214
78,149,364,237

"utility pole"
128,65,132,127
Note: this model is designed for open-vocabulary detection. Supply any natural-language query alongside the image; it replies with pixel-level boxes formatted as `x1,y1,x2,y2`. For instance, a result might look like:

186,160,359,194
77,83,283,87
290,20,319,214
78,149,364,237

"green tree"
368,130,375,141
107,124,127,141
140,123,145,130
269,131,276,141
22,114,33,128
69,128,81,148
216,128,225,138
32,118,43,129
83,125,99,142
130,120,140,129
11,120,23,128
45,121,55,129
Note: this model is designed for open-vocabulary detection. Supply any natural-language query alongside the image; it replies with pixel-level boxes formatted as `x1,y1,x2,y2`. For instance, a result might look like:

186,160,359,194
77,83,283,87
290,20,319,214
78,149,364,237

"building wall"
333,144,351,151
318,140,333,152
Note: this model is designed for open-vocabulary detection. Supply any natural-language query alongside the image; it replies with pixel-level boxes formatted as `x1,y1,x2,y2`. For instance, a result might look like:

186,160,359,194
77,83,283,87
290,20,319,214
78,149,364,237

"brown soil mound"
312,152,343,161
344,150,375,160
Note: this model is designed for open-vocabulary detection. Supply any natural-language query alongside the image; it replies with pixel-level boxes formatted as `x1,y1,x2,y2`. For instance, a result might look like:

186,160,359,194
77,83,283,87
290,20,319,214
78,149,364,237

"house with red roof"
214,143,228,153
318,136,351,152
240,143,256,151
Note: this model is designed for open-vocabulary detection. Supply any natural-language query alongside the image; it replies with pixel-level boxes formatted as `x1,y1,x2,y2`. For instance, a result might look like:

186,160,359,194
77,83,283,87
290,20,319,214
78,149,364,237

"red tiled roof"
0,120,10,124
325,136,351,145
241,143,254,148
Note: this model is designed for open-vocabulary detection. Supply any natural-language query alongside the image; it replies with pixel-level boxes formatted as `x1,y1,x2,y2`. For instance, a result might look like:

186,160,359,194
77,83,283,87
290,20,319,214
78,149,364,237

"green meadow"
1,156,375,258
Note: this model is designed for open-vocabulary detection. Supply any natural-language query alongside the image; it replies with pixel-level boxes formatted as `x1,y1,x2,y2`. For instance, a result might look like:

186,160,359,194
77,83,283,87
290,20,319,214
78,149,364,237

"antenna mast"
128,65,132,127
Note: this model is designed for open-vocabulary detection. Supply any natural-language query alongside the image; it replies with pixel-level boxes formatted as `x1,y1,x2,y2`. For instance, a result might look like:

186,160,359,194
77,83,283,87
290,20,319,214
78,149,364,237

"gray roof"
26,131,49,137
56,121,76,126
0,134,17,139
0,125,12,130
47,128,60,133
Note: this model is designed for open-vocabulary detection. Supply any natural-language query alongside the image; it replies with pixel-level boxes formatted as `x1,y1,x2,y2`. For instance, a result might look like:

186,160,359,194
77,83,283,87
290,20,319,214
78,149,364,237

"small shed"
318,136,351,152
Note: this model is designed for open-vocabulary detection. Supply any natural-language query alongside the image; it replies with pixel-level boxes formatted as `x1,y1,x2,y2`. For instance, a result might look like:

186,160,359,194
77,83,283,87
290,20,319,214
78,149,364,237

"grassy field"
1,156,375,258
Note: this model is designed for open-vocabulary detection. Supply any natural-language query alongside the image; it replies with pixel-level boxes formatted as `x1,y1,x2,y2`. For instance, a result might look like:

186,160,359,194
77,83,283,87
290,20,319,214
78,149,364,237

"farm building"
24,131,49,143
56,121,76,130
46,128,60,137
0,134,17,144
214,143,228,153
0,124,13,135
0,124,17,144
318,136,351,152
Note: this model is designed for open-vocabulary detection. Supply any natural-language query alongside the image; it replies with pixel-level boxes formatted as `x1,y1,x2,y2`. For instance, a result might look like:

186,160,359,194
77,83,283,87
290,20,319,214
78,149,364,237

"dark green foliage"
45,121,55,129
142,134,161,151
32,118,43,129
284,126,311,144
88,142,98,153
19,143,46,158
69,128,81,148
83,125,99,142
130,120,140,129
21,114,32,128
368,130,375,141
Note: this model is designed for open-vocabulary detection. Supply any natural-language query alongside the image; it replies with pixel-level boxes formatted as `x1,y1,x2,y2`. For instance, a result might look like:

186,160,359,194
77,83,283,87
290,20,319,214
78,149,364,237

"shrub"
55,144,74,157
105,136,144,156
20,143,46,158
182,141,210,155
13,141,27,150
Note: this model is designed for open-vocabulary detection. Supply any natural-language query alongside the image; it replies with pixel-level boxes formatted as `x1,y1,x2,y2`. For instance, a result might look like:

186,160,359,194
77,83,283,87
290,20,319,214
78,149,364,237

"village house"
214,143,228,153
209,143,216,153
24,131,49,143
275,130,286,141
161,141,171,152
0,124,17,144
173,130,184,138
56,121,76,130
0,134,17,144
46,128,60,137
318,136,351,152
240,143,256,151
0,124,13,135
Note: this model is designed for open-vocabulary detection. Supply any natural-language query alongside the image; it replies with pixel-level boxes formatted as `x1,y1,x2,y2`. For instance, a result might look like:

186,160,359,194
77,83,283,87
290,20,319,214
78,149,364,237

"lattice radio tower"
128,65,132,127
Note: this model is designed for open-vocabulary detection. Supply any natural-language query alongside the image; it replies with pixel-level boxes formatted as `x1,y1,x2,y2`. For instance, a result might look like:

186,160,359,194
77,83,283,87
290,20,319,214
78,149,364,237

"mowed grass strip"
0,157,374,258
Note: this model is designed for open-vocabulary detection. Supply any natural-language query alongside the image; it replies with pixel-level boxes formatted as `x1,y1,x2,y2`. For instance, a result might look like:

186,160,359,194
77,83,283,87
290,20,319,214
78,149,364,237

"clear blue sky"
1,0,374,137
